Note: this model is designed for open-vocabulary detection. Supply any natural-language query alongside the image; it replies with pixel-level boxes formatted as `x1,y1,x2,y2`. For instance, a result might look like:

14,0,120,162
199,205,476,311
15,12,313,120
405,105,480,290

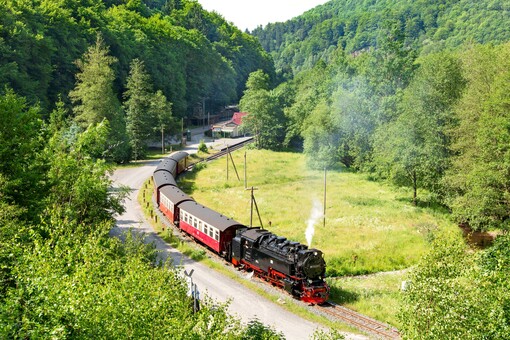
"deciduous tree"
240,70,285,150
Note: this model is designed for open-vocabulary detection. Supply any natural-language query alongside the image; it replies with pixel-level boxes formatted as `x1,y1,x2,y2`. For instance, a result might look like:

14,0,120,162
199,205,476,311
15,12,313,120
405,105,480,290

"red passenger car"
159,186,193,223
178,201,244,257
153,171,177,205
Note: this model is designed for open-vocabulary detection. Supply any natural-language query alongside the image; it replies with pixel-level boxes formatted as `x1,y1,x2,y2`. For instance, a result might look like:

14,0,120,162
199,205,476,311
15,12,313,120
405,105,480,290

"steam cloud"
305,199,323,247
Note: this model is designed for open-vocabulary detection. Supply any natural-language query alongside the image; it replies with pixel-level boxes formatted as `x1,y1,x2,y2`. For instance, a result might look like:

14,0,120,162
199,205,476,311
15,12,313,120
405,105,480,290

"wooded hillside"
252,0,510,75
0,0,274,114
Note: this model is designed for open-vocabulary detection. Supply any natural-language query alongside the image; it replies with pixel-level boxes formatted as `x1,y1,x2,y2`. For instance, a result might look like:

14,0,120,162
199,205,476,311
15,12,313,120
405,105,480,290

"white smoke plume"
305,199,323,247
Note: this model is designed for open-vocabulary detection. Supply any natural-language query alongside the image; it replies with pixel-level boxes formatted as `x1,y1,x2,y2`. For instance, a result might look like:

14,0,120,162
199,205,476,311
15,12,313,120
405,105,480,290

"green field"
179,148,458,326
180,149,455,276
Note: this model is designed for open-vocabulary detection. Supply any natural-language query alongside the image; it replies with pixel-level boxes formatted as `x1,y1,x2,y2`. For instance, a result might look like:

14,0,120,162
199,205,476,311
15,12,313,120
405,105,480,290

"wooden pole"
230,151,240,181
246,186,259,227
323,167,327,228
161,126,164,154
253,194,263,229
250,187,254,227
244,151,247,189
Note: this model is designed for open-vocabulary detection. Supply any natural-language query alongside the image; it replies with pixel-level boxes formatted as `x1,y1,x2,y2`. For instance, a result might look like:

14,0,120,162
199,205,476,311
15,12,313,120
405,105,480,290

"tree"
152,90,173,154
372,52,465,205
239,70,285,150
44,118,126,225
69,34,129,163
69,34,120,128
0,89,45,216
444,43,510,231
124,59,155,160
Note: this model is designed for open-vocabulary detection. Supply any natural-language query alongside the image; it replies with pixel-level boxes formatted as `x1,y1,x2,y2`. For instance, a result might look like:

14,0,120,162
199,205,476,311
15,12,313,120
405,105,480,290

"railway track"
203,137,254,161
318,302,400,339
185,137,254,171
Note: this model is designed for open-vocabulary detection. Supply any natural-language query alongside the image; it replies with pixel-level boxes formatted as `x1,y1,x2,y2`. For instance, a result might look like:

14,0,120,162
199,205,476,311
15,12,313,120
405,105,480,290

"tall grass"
178,149,459,327
181,149,456,277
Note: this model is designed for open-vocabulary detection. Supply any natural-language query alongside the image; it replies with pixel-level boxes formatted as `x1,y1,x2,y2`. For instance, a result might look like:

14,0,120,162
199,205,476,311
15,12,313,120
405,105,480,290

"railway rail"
317,302,400,339
186,137,254,170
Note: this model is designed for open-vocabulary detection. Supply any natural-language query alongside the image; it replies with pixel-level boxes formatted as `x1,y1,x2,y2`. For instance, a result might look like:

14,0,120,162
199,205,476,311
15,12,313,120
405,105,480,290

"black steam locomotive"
232,228,329,303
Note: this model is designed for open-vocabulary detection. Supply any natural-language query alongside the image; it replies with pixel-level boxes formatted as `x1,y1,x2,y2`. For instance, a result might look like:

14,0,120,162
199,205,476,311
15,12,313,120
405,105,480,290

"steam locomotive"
153,151,329,305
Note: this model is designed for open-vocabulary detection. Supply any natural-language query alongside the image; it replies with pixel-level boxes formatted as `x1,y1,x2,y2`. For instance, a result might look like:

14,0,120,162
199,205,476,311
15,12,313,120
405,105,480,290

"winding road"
109,154,366,340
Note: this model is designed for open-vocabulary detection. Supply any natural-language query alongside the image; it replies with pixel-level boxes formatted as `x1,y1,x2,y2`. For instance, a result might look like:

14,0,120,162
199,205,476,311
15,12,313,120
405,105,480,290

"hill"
0,0,274,114
251,0,510,74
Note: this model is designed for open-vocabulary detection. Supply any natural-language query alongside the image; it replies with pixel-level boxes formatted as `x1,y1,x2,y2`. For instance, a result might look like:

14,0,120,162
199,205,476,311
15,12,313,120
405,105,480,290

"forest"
1,0,509,338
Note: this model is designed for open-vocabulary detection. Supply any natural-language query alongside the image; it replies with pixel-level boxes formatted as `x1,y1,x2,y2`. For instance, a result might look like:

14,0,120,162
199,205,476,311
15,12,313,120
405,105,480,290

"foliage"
444,43,510,231
198,140,208,153
239,70,286,150
0,89,45,217
241,319,285,340
399,231,510,339
373,52,465,205
124,58,169,160
252,0,510,75
0,218,245,338
70,34,120,127
44,119,126,225
0,0,273,119
69,33,130,163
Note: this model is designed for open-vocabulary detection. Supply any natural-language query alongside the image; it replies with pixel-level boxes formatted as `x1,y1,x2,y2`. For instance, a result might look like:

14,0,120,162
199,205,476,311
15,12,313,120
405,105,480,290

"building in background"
212,112,249,138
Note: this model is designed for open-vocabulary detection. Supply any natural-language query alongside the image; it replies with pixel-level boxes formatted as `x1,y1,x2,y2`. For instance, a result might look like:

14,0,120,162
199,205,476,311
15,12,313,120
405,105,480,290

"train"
153,151,329,305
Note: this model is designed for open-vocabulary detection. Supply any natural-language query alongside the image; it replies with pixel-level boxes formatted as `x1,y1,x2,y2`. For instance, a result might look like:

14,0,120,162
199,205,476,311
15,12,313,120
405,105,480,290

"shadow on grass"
175,163,206,195
395,195,450,214
329,284,359,304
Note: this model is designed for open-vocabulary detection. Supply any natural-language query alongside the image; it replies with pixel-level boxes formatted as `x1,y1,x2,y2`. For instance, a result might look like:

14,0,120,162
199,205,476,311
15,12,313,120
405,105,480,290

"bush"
198,140,208,153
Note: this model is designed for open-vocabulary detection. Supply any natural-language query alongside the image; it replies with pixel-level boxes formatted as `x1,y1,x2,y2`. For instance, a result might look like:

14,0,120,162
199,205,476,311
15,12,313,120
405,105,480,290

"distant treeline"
0,0,274,115
252,0,510,75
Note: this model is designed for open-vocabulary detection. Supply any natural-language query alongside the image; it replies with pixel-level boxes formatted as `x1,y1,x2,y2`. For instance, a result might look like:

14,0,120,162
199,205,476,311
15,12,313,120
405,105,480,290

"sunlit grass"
328,271,407,328
181,149,456,277
178,148,459,327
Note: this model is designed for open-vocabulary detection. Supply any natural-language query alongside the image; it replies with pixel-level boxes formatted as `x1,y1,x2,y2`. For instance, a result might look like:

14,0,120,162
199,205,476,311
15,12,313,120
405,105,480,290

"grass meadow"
178,148,459,327
180,148,455,276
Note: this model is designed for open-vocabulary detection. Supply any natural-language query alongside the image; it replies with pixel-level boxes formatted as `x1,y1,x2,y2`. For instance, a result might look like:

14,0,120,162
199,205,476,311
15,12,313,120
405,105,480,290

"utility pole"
323,167,327,228
161,125,165,154
229,151,240,181
181,117,184,146
244,151,247,189
246,187,263,228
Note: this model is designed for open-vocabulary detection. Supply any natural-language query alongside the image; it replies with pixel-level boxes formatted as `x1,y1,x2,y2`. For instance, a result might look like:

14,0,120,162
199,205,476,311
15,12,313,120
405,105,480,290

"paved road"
110,151,366,340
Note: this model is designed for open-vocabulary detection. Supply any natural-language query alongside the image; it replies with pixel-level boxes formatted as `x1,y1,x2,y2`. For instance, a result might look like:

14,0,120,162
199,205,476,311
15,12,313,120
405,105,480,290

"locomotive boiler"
231,228,329,304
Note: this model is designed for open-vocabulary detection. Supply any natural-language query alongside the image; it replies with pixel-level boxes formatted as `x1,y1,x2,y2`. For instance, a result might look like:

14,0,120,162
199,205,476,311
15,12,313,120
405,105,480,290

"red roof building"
212,112,249,138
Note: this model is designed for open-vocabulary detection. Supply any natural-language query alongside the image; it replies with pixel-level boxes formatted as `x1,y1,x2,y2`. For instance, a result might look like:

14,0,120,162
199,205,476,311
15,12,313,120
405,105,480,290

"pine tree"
124,59,154,160
69,34,129,163
69,34,120,127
